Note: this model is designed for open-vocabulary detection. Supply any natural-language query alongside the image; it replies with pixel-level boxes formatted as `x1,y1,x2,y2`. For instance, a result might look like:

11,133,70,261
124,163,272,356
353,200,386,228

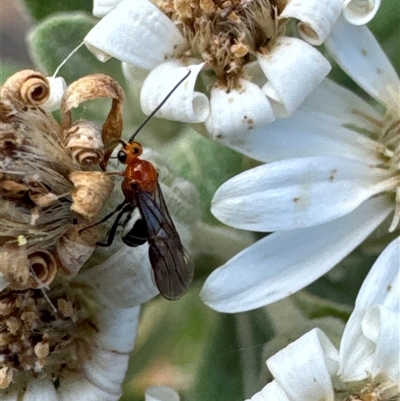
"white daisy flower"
84,0,344,138
246,238,399,401
201,19,400,312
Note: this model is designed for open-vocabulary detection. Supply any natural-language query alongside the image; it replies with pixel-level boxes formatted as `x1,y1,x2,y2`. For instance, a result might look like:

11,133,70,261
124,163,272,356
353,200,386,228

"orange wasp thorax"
119,141,158,196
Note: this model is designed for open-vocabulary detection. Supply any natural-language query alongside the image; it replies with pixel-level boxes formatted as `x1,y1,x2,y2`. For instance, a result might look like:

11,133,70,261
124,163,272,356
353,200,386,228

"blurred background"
1,0,33,66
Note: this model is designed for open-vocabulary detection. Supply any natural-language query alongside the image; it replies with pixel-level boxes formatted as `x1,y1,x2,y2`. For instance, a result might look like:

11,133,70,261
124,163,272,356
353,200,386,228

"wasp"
83,72,193,300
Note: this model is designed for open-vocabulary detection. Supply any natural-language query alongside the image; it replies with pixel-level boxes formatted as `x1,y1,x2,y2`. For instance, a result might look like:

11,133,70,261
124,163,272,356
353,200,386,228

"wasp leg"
97,203,133,247
79,199,128,234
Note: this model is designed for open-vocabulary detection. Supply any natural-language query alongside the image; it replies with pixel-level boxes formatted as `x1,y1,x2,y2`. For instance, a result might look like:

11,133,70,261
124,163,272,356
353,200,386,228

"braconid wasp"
81,71,193,300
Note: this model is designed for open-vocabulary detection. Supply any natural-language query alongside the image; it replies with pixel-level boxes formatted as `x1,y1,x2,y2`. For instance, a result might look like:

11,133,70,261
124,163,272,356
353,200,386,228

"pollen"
157,0,283,87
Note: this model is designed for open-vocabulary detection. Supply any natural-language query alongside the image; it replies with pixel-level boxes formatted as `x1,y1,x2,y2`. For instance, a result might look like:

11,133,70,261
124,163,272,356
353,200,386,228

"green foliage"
165,128,247,224
28,13,124,83
189,310,273,401
22,0,92,21
0,63,25,85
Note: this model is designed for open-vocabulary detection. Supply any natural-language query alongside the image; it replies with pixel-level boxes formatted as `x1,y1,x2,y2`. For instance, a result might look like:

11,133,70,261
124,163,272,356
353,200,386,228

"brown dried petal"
54,226,96,276
69,171,114,219
27,250,57,289
64,120,104,166
1,70,50,107
0,243,30,289
60,74,124,170
0,366,13,389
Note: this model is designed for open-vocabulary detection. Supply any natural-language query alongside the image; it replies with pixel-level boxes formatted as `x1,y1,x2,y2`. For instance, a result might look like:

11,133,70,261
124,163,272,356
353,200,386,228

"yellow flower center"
156,0,284,86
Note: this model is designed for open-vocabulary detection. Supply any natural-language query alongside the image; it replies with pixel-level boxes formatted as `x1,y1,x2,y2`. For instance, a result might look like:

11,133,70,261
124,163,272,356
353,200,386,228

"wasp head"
118,141,143,164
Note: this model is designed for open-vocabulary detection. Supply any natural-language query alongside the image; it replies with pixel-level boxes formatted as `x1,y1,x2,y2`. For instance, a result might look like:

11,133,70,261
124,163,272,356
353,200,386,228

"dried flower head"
0,70,122,289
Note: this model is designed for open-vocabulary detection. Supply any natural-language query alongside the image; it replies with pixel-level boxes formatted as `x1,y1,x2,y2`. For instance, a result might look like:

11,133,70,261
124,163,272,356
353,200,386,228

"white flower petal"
212,156,388,232
338,310,374,381
42,77,67,112
355,237,400,311
266,329,338,401
257,37,331,116
84,0,186,69
363,306,400,381
23,379,59,401
279,0,342,45
246,380,291,401
342,0,381,25
140,60,209,123
145,386,180,401
204,78,275,140
81,347,128,396
325,18,399,108
58,375,120,401
201,196,392,312
92,0,124,18
222,79,383,164
80,245,159,308
95,306,140,353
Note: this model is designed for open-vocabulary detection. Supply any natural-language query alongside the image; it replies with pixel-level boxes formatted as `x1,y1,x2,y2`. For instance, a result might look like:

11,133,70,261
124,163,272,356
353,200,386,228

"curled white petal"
201,196,392,312
145,386,180,401
92,0,124,17
342,0,381,25
95,306,140,353
23,379,58,401
258,37,331,116
338,310,373,380
267,329,338,401
41,77,67,112
247,380,291,401
279,0,342,45
81,347,128,396
204,78,275,140
140,60,209,123
58,375,120,401
212,156,388,232
80,245,159,308
325,18,399,109
84,0,186,69
355,237,400,311
363,306,400,381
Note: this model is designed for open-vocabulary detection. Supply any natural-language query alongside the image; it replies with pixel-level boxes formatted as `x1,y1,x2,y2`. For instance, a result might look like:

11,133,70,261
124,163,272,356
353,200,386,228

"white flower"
247,240,399,401
201,19,400,312
84,0,347,138
0,245,156,400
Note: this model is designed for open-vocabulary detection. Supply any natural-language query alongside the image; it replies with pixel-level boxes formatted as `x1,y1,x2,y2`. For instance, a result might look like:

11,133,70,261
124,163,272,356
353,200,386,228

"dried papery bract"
1,69,50,107
69,171,114,219
0,70,119,285
64,120,105,166
60,73,125,170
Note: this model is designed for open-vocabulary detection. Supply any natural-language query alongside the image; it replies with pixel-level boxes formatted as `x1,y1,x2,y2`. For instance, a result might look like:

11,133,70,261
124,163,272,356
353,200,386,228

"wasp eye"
132,146,139,154
117,150,127,163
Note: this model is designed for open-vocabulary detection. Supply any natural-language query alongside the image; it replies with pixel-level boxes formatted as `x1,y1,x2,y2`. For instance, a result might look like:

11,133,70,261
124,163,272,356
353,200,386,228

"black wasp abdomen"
122,218,148,247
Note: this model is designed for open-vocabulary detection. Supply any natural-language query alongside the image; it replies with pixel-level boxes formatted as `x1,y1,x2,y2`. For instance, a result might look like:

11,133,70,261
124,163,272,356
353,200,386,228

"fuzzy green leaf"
28,13,124,83
22,0,92,21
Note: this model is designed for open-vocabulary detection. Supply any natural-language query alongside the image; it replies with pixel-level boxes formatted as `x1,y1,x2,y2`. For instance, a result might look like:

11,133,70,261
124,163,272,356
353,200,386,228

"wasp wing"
134,182,193,300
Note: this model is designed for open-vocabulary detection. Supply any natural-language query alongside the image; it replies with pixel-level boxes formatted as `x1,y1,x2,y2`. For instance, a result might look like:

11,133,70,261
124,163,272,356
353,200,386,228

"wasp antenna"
52,41,85,78
128,70,191,143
